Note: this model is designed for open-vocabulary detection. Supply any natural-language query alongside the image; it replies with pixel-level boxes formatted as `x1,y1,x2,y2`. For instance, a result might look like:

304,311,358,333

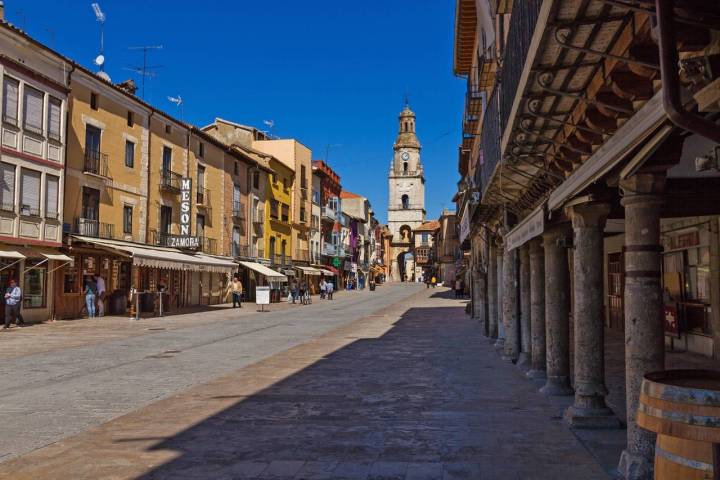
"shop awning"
30,248,73,262
296,266,321,276
282,268,296,276
322,265,339,275
0,249,25,259
238,261,288,281
71,236,236,274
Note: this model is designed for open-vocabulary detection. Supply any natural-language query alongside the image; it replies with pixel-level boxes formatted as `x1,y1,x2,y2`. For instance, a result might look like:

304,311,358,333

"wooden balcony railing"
232,201,245,219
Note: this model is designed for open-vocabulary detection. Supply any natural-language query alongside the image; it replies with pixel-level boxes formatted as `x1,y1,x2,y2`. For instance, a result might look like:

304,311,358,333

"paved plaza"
0,283,619,479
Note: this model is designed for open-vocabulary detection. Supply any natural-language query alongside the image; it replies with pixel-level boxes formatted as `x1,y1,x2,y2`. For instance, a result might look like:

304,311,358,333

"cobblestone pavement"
0,285,611,479
0,284,422,464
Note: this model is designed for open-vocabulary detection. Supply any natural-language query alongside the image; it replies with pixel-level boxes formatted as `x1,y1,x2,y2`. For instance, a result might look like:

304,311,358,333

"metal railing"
232,201,245,219
160,170,183,191
199,236,218,255
321,207,336,221
322,243,337,256
84,150,110,178
148,229,171,247
75,218,114,239
196,187,211,206
232,243,249,258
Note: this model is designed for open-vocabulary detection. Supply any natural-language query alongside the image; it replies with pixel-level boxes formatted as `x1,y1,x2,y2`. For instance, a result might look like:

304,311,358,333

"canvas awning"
296,266,321,276
72,236,236,274
324,265,339,275
238,261,288,281
31,248,73,262
0,249,25,259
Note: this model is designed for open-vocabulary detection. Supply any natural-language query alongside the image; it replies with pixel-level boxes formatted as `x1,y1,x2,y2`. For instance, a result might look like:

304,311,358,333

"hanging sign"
167,177,200,249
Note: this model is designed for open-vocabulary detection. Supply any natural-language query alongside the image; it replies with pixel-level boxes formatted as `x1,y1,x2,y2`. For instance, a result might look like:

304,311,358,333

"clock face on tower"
401,152,409,160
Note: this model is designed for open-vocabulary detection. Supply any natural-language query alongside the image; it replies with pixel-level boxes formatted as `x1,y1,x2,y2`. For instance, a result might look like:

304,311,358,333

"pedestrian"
327,280,334,300
431,276,437,288
455,278,462,299
425,276,431,289
291,280,299,304
3,278,22,329
299,280,306,305
95,274,106,317
85,275,97,318
231,275,243,308
319,278,327,299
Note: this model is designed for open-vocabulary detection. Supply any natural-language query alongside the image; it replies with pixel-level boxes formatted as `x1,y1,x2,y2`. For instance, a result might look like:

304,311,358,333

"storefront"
0,247,71,324
295,266,322,294
238,261,288,303
56,236,237,319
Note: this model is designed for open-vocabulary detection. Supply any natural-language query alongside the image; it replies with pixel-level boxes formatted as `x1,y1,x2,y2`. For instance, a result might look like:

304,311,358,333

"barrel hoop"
656,445,713,472
642,380,720,406
641,393,720,417
639,403,720,428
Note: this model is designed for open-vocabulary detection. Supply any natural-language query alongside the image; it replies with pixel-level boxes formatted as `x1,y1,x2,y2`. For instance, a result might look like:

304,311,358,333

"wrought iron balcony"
199,236,218,255
232,243,249,258
160,170,183,191
232,201,245,219
75,218,114,239
196,187,211,206
83,150,110,178
148,229,171,247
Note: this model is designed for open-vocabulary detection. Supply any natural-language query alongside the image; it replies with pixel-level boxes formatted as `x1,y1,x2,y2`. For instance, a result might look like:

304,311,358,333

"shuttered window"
23,86,44,135
232,227,241,257
45,174,59,219
47,97,62,141
2,77,19,126
0,162,15,211
20,169,41,216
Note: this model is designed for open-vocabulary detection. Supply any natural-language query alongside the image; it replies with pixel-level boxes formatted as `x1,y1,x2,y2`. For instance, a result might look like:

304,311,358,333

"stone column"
563,201,619,428
487,240,498,340
540,225,573,396
617,174,665,480
495,238,505,349
526,238,546,379
518,244,532,367
502,244,519,361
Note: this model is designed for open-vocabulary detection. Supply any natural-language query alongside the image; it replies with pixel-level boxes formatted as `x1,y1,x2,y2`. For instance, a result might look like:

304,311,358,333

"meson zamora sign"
167,177,200,249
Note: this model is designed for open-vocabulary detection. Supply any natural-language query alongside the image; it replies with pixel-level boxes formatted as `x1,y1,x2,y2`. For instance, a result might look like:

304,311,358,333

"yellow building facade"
265,157,293,267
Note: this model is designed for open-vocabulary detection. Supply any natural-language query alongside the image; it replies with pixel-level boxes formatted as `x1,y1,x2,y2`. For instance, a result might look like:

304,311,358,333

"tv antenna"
263,119,275,138
167,95,183,121
91,3,106,72
128,45,163,99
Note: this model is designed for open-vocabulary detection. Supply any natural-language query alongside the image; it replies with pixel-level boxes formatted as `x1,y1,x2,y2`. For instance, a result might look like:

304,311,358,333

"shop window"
23,258,47,308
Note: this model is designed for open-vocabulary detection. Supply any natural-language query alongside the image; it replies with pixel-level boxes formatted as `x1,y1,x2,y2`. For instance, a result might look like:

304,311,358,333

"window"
312,189,320,204
272,173,277,184
23,85,44,135
45,175,59,219
421,233,429,244
198,142,204,158
160,206,172,234
165,124,171,134
233,184,242,215
232,227,241,257
300,207,306,223
281,204,289,222
127,111,134,127
90,92,98,110
125,140,135,168
47,97,62,141
301,165,307,188
123,205,133,234
401,194,409,209
197,165,205,188
85,125,101,155
253,171,260,189
234,162,239,176
270,199,279,219
20,169,40,216
403,162,408,172
0,162,15,212
63,257,79,294
2,77,19,125
162,146,172,172
282,177,288,190
23,258,47,308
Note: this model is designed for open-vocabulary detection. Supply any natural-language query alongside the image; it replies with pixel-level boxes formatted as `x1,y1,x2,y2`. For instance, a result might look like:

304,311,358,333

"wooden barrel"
638,369,720,480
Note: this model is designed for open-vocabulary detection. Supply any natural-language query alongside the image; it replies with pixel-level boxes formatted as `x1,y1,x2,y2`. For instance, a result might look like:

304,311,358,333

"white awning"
71,236,236,274
0,250,25,259
317,268,335,276
238,261,288,281
296,266,322,276
31,248,73,262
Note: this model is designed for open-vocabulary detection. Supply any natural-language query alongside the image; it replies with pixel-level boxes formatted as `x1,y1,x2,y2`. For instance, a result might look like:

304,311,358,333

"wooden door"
607,252,624,330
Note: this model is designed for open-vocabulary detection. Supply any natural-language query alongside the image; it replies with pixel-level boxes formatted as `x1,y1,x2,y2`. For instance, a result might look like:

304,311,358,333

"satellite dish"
97,71,111,82
94,54,105,66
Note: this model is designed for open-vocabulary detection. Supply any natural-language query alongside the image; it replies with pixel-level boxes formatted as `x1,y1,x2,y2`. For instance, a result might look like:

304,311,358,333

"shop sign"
506,206,544,251
459,206,471,244
332,257,341,267
168,178,200,249
664,304,680,338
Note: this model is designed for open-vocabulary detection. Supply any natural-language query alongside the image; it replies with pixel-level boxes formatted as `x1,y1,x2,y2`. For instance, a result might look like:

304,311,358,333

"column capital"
619,173,666,198
541,223,572,250
565,201,611,229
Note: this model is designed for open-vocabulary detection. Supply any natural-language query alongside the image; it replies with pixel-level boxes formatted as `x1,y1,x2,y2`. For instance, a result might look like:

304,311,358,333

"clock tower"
387,103,425,281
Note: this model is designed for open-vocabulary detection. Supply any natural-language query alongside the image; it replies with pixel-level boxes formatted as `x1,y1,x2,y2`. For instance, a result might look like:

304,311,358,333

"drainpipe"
145,110,154,245
656,0,720,143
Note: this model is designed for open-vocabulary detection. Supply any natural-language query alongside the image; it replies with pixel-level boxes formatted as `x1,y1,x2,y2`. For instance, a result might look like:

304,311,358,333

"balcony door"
85,125,101,157
196,214,205,237
162,147,172,174
80,187,100,236
160,206,172,235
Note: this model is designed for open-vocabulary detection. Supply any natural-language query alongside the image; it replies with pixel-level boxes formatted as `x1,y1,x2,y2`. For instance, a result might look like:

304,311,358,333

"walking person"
231,275,243,308
327,279,334,300
454,278,462,299
95,274,106,317
291,280,299,304
3,278,22,329
299,280,306,305
319,278,327,299
85,275,97,318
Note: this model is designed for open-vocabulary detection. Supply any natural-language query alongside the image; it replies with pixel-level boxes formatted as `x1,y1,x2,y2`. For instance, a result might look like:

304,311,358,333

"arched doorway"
397,251,408,282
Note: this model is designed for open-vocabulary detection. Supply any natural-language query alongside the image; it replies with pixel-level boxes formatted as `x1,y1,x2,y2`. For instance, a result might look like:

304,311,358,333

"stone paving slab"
0,286,611,479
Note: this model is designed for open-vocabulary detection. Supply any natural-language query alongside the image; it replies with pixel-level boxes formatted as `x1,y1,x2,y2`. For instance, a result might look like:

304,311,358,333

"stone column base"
563,405,621,429
526,369,546,380
516,352,531,368
539,376,573,396
618,449,653,480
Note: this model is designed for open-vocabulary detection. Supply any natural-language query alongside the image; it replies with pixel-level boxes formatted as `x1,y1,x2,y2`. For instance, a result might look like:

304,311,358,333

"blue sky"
13,0,464,223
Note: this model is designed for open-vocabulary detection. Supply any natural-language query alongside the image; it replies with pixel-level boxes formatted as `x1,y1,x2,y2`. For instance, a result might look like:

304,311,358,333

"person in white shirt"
95,274,106,317
326,280,334,300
